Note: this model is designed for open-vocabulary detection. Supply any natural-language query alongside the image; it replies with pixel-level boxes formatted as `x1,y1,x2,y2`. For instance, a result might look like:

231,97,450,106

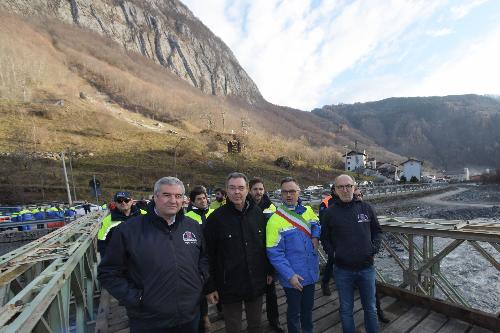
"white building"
400,158,423,181
343,150,367,171
446,168,470,182
366,157,377,170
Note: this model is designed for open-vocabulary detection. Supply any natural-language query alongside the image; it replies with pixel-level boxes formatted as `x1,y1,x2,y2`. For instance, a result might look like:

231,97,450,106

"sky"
182,0,500,110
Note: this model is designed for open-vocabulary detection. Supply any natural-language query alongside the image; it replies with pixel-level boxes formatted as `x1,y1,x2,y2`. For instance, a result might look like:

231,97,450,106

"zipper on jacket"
167,227,181,325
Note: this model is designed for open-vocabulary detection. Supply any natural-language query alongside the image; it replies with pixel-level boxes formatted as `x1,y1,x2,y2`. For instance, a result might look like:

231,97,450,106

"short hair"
281,177,298,186
153,177,185,196
334,174,356,186
214,187,226,196
226,172,248,186
249,177,265,189
189,185,207,202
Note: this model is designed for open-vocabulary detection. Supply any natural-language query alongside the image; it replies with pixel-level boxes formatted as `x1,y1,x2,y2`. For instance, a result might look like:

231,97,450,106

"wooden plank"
383,306,429,333
436,318,470,333
377,282,500,331
409,312,447,333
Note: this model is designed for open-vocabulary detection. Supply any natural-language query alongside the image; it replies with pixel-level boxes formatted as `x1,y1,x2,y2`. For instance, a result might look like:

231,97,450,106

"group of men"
97,172,383,333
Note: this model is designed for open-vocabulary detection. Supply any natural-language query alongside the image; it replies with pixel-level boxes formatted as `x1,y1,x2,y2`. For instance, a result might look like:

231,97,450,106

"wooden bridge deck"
96,282,495,333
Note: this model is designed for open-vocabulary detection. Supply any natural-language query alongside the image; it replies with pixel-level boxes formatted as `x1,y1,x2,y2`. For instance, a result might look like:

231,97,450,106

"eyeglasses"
281,190,298,195
335,184,354,190
116,198,131,204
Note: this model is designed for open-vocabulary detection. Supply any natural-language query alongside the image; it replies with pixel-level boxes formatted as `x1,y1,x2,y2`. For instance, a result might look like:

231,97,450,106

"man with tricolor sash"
266,177,321,333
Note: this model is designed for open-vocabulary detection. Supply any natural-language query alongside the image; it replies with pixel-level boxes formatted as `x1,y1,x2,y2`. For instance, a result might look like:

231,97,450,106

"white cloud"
426,28,454,37
450,0,488,20
183,0,499,109
414,26,500,96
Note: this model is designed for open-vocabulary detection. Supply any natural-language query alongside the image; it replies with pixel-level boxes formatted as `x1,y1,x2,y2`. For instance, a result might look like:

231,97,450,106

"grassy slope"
0,13,369,204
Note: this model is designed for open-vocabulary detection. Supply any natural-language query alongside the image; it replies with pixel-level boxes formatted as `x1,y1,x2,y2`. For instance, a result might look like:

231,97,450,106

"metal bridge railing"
0,212,106,333
376,216,500,312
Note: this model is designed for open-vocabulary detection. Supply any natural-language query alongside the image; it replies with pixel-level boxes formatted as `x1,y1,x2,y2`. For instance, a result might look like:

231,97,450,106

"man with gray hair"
204,172,272,333
320,174,382,333
98,177,208,333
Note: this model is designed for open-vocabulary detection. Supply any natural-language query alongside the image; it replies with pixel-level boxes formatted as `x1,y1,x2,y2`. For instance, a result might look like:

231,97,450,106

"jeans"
333,266,378,333
322,255,334,284
283,284,315,333
222,296,263,333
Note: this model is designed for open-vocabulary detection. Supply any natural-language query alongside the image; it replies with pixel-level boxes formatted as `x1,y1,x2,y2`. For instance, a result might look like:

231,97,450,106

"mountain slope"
1,0,261,102
313,95,500,169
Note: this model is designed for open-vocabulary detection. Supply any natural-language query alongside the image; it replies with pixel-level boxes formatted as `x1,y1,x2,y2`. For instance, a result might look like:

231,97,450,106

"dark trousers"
199,297,208,333
283,284,315,333
130,313,200,333
266,281,280,325
222,296,263,333
322,255,334,284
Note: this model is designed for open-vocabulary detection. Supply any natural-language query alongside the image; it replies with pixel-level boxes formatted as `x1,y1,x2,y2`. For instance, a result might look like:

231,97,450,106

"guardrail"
0,211,106,333
0,217,76,230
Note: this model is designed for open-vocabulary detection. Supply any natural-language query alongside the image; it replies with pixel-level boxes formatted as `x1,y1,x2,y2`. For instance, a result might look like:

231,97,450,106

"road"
418,187,497,208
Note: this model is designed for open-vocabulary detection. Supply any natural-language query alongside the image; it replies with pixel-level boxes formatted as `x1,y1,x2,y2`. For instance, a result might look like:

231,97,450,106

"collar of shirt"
154,207,176,225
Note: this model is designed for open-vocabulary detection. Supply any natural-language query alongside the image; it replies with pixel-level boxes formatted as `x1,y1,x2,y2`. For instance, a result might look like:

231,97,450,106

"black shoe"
378,312,390,323
322,282,332,296
269,322,284,333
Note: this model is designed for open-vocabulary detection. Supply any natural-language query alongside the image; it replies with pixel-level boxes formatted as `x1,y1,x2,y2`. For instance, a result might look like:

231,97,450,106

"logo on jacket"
183,231,197,244
357,214,370,223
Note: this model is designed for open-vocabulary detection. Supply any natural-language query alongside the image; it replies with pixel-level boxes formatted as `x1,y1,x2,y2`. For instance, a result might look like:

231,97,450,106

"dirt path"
418,187,497,208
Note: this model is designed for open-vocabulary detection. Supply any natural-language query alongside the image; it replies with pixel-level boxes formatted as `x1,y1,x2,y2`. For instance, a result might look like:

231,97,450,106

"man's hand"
289,274,304,291
312,238,319,250
206,291,219,304
267,275,273,285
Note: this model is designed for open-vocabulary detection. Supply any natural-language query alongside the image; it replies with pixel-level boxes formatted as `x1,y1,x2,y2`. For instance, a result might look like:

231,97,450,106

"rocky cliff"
0,0,262,103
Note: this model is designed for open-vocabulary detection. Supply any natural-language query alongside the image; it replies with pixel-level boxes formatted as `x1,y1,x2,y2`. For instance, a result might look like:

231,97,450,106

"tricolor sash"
275,206,311,238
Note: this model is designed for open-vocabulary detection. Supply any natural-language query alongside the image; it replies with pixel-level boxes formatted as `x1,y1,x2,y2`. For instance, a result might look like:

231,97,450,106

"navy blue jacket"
98,208,208,330
320,197,382,271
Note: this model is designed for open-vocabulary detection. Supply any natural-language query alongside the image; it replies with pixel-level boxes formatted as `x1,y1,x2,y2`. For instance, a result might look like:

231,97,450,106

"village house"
400,158,423,181
343,150,367,171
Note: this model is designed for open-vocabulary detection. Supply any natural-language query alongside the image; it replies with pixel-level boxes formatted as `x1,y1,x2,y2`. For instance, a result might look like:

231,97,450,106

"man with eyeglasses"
204,172,272,333
98,177,209,333
320,175,382,333
97,191,146,256
266,177,321,333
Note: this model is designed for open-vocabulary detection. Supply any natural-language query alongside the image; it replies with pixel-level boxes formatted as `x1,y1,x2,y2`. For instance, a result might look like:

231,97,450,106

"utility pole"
61,151,72,205
93,174,100,205
221,112,225,133
68,149,77,202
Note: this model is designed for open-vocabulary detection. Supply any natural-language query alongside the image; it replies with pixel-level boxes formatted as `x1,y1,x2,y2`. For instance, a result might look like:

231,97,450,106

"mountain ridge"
313,94,500,169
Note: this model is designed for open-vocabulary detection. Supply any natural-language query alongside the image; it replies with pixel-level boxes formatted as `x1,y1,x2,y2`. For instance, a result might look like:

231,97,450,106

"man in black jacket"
248,178,282,333
320,174,382,333
98,177,208,333
205,172,271,333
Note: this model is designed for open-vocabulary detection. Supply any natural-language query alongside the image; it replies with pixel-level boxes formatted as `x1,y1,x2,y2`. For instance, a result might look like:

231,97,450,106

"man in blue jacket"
266,177,321,333
320,175,382,333
98,177,208,333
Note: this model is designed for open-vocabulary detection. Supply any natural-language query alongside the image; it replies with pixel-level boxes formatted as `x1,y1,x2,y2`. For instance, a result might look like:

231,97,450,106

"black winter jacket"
320,197,382,271
204,199,271,304
98,208,208,330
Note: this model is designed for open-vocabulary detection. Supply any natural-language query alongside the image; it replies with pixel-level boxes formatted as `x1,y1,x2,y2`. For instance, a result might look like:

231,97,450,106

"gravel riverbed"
371,184,500,315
